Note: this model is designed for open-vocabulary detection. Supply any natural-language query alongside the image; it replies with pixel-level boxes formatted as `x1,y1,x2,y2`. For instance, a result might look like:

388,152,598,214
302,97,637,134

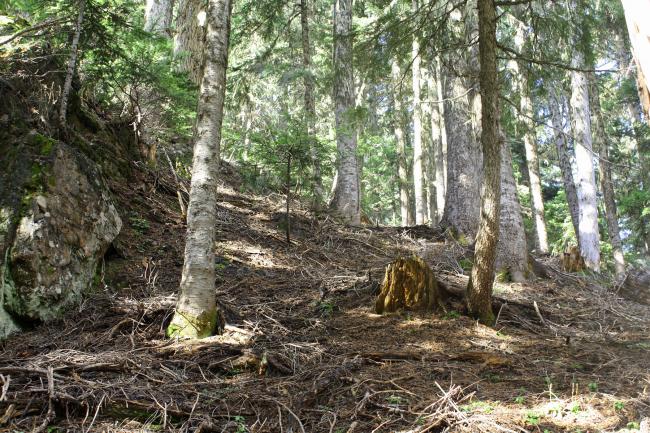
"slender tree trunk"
621,0,650,124
589,73,626,276
570,17,601,271
433,58,447,218
411,0,425,225
330,0,360,224
467,0,499,325
300,0,324,206
145,0,174,35
173,0,207,85
167,0,232,339
496,136,528,282
549,90,581,242
392,61,411,226
59,0,85,129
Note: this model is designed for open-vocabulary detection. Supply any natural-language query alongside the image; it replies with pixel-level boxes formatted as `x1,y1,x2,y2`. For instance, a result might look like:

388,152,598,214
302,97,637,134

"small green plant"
588,382,598,392
514,395,525,404
458,258,473,272
525,411,541,426
386,395,404,405
626,422,640,429
233,415,247,433
129,214,150,234
443,310,461,320
318,301,335,317
570,402,582,414
614,401,625,411
461,401,493,413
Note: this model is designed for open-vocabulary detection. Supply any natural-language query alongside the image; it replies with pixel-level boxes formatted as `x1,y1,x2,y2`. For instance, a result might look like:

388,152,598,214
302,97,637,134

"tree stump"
562,245,585,272
375,256,442,314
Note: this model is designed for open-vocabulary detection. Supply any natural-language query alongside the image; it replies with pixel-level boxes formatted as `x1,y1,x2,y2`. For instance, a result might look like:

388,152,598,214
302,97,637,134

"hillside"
1,158,649,433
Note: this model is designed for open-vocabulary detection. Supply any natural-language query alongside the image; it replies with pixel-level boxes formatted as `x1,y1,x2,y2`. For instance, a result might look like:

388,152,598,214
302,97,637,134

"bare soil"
1,162,649,433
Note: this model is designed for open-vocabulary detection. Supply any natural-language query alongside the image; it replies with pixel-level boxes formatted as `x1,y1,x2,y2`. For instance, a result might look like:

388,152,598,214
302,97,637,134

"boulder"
0,133,121,338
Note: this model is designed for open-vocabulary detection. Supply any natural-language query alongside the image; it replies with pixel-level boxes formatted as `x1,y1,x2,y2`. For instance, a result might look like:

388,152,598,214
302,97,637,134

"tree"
144,0,174,35
391,60,412,226
173,0,206,84
466,0,500,325
569,0,601,272
620,0,650,124
58,0,85,129
330,0,360,224
411,0,425,225
167,0,232,339
300,0,324,206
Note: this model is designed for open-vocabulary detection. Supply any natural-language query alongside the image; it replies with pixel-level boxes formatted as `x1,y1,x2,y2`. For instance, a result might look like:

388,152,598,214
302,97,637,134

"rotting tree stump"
562,245,585,273
375,256,442,314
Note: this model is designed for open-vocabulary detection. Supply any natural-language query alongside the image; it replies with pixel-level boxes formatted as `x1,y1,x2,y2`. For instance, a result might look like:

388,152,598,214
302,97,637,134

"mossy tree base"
166,307,220,339
375,256,443,314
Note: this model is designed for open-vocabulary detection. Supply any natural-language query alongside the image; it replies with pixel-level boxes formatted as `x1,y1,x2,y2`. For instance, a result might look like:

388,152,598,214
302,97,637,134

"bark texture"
300,0,324,206
145,0,174,35
411,0,426,225
173,0,207,85
392,61,411,225
375,257,442,314
59,0,85,129
549,91,580,241
589,74,625,277
432,58,447,218
621,0,650,124
495,137,528,282
467,0,499,325
570,25,601,272
168,0,232,339
330,0,360,224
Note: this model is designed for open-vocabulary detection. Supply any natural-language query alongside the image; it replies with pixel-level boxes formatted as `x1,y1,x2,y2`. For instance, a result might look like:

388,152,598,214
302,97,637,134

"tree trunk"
621,0,650,124
589,73,626,277
330,0,360,224
173,0,207,85
59,0,85,129
467,0,499,325
432,58,447,219
411,0,425,225
569,16,601,272
496,136,528,282
392,61,411,226
300,0,324,207
549,90,581,242
145,0,174,35
167,0,232,339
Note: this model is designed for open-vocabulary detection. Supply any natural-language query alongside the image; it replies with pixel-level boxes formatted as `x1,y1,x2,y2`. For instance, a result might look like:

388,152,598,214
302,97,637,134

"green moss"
166,308,218,339
28,133,56,156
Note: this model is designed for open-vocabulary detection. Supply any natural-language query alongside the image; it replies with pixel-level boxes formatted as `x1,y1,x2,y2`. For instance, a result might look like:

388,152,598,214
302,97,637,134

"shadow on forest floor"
1,162,649,433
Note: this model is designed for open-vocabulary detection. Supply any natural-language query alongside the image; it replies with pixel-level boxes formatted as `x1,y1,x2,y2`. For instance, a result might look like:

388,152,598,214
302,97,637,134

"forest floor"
1,161,650,433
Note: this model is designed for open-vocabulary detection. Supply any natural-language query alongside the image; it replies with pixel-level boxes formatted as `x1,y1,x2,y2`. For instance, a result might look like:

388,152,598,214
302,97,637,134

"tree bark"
467,0,500,325
392,60,412,226
549,90,580,242
173,0,207,85
569,9,601,272
589,73,626,277
496,136,528,282
145,0,174,35
621,0,650,124
59,0,85,129
167,0,232,339
330,0,360,224
300,0,324,206
432,58,447,219
411,0,426,225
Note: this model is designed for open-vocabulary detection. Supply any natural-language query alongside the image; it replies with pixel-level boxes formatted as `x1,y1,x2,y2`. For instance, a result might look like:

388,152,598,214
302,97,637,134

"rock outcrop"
1,132,121,338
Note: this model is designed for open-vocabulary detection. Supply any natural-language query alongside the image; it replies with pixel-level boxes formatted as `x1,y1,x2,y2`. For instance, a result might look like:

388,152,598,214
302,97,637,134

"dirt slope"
1,161,649,433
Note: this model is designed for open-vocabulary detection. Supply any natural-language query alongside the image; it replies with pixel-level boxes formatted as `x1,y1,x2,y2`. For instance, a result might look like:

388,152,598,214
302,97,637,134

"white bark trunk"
570,45,601,272
145,0,174,35
331,0,360,224
621,0,650,124
168,0,232,339
59,0,85,129
411,0,425,225
173,0,207,85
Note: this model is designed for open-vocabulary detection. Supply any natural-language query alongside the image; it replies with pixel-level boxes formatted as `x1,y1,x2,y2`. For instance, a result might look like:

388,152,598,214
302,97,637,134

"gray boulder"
1,133,121,338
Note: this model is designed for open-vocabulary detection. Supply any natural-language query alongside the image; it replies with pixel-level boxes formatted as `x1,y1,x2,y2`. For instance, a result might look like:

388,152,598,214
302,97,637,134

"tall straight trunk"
549,91,581,241
145,0,174,35
167,0,232,339
496,136,528,282
59,0,85,129
411,0,426,224
300,0,324,206
621,0,650,124
421,68,437,224
392,61,411,225
570,15,601,272
433,58,447,218
330,0,360,224
174,0,207,85
589,73,626,276
441,2,482,240
467,0,499,325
